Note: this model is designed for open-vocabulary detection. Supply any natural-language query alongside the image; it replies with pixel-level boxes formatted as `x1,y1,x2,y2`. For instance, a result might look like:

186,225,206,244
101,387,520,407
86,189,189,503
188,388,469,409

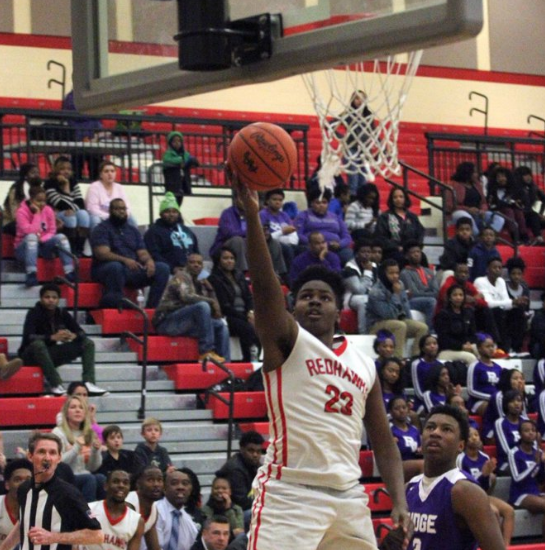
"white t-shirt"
0,495,17,542
259,325,376,491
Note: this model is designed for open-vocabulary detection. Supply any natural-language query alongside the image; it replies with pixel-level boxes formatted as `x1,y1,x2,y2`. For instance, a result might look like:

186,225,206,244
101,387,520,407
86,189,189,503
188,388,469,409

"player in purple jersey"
508,419,545,539
406,405,505,550
466,333,502,416
231,170,413,550
410,335,441,414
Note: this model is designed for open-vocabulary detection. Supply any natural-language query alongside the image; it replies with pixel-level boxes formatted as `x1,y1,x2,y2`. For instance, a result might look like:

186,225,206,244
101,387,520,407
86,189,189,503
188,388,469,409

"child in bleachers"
482,369,527,443
438,217,475,283
494,389,525,473
507,419,545,539
388,396,423,482
457,427,514,546
468,227,501,281
422,364,461,414
373,329,396,370
134,417,174,473
467,333,502,417
344,183,379,240
505,256,530,354
162,131,199,204
97,424,145,483
377,357,406,410
410,334,441,414
447,394,480,430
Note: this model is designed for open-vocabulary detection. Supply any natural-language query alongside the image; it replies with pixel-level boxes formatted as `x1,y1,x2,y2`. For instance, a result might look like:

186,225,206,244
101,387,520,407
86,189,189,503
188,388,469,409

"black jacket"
435,307,476,352
216,452,258,510
19,302,85,356
208,269,254,321
439,236,474,272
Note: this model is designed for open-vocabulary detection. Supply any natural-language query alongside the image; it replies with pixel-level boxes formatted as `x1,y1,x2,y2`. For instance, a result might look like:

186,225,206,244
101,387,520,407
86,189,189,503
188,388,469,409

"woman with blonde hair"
52,395,105,501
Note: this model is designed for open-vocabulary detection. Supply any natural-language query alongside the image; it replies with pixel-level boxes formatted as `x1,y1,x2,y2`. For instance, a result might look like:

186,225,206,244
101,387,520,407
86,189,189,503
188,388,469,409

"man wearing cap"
144,192,200,273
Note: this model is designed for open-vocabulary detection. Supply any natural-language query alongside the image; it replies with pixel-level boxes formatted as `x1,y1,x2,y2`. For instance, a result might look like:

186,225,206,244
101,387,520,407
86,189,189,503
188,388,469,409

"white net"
302,51,423,191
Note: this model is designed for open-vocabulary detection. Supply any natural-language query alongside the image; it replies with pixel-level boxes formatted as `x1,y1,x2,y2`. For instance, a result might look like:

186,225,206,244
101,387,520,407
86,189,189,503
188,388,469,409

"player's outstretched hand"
226,163,259,217
390,506,414,550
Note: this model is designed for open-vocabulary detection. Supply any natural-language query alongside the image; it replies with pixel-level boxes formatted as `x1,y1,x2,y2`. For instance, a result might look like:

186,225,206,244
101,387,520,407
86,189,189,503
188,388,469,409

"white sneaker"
85,382,110,396
51,384,67,396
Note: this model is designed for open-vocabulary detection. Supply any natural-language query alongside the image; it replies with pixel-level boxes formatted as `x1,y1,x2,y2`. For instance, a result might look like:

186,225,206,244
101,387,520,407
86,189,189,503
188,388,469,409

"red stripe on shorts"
250,470,270,550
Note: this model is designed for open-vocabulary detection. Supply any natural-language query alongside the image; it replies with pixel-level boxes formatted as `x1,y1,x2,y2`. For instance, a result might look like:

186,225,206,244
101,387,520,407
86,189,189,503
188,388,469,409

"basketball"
228,122,297,191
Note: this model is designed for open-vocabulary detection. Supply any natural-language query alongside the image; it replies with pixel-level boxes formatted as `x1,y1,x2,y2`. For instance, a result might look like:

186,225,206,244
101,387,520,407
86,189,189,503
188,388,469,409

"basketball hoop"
302,51,423,190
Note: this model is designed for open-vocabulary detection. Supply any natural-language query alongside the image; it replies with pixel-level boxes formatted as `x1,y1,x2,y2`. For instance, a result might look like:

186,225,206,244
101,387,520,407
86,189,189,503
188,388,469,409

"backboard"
71,0,483,114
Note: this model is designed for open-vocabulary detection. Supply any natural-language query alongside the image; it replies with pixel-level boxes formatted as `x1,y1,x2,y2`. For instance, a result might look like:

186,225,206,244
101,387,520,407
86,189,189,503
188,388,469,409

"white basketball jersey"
126,492,157,533
0,496,17,542
85,500,141,550
260,325,376,490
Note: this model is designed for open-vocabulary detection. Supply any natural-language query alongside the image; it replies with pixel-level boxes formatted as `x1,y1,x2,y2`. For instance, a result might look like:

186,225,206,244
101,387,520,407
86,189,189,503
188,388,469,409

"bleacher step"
0,324,102,336
172,452,229,475
6,336,125,353
0,298,67,308
59,364,165,382
113,422,229,443
72,351,138,363
96,409,213,424
1,273,25,283
91,392,197,412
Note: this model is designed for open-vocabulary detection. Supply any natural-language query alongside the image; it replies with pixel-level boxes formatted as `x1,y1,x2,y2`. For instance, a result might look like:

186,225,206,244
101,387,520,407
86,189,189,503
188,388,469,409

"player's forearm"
373,440,408,511
52,529,104,545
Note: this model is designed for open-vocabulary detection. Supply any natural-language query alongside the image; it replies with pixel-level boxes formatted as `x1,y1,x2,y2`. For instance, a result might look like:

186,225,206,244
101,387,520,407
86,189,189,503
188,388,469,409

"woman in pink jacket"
15,186,74,287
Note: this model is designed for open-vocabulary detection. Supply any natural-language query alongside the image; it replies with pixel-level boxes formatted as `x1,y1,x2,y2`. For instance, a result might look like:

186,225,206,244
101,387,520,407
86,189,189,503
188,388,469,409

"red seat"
91,309,157,334
0,396,65,427
372,518,394,544
359,450,375,477
0,367,44,395
339,309,358,334
238,422,269,436
363,483,392,512
163,362,254,390
37,258,93,282
205,391,267,419
192,217,220,225
2,234,15,258
483,445,496,459
61,283,102,308
0,338,7,355
127,336,199,362
469,415,482,430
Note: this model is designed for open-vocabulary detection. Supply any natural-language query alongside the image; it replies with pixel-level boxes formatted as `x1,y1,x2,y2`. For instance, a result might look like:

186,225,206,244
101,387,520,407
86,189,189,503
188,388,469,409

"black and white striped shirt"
17,474,101,550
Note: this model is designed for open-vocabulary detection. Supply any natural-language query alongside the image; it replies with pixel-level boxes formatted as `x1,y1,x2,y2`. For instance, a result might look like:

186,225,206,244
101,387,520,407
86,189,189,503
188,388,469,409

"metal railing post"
55,245,79,318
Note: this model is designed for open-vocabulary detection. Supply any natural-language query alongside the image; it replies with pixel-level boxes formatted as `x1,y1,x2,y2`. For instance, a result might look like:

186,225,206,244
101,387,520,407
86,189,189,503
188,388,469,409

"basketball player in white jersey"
86,470,145,550
229,170,412,550
0,460,32,543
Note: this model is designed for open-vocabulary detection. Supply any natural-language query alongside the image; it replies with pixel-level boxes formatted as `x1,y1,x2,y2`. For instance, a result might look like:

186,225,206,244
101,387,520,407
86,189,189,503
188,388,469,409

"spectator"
487,166,529,244
344,183,379,240
144,193,199,273
422,364,461,414
162,131,199,204
56,381,105,441
152,258,229,364
342,238,377,334
156,469,199,550
377,357,406,411
446,161,502,236
209,247,260,362
201,476,244,539
44,156,90,256
513,166,545,245
410,334,441,415
290,232,341,287
482,369,527,443
530,292,545,359
210,192,285,276
438,217,474,283
134,418,173,474
91,198,170,308
190,516,230,550
2,163,42,236
494,389,525,473
388,396,423,482
294,187,353,265
373,329,396,369
18,283,107,396
96,425,146,482
0,459,32,540
467,333,502,417
15,186,74,288
507,419,545,537
259,188,299,272
327,182,351,219
217,430,264,513
52,395,105,502
375,187,424,263
505,256,530,354
468,227,501,281
370,237,384,266
85,161,135,230
367,259,428,358
306,154,345,196
400,240,438,327
434,285,478,365
475,258,521,351
126,466,164,550
177,467,206,529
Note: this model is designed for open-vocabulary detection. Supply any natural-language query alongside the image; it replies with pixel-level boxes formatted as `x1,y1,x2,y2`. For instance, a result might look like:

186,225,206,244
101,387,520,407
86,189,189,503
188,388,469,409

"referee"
0,432,104,550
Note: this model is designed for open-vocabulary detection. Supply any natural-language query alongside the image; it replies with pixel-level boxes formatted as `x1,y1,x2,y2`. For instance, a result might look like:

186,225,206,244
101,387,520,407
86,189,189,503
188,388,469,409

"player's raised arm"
230,169,297,370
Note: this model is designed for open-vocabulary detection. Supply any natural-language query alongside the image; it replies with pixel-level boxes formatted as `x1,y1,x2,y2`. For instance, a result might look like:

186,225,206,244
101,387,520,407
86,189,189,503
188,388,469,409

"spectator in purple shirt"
294,187,353,265
209,192,285,276
289,231,341,286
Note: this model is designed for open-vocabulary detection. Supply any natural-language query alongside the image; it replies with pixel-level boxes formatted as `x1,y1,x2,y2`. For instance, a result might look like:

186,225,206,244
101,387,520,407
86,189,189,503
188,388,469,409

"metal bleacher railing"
0,107,310,191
